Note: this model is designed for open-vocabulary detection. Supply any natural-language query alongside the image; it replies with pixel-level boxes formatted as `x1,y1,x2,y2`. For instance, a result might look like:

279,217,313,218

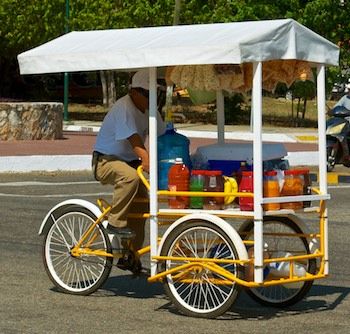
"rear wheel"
240,217,316,307
160,220,243,318
43,206,112,295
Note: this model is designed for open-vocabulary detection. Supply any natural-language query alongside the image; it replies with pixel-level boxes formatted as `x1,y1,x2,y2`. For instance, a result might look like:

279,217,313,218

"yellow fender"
157,213,248,261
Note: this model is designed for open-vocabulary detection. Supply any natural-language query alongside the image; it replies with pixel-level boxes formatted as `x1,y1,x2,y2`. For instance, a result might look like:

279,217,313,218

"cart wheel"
240,217,316,307
43,206,112,295
160,220,243,318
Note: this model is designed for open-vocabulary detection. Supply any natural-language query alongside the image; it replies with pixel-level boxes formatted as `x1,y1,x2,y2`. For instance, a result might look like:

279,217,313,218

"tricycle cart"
18,19,339,318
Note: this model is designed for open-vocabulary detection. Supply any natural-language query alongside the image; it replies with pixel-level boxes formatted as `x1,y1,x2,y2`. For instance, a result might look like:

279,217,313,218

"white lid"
175,157,183,164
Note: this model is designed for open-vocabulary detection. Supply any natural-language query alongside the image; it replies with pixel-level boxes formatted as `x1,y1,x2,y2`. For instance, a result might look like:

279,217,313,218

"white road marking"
328,184,350,189
0,181,98,187
0,180,109,197
0,192,111,198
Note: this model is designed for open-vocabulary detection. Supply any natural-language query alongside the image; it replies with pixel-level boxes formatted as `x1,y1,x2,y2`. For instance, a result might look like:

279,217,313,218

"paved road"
0,172,349,334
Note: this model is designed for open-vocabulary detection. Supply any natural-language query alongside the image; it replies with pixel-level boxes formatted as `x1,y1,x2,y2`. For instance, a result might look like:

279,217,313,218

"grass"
261,97,337,127
68,96,337,127
68,103,107,121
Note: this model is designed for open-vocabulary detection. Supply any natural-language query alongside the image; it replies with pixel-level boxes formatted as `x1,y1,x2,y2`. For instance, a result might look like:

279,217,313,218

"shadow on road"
222,284,350,320
93,273,164,299
89,277,349,320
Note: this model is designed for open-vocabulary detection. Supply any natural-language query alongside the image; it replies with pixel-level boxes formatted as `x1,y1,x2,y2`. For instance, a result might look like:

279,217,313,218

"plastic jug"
280,170,304,210
189,170,205,209
239,171,254,211
203,170,224,210
158,124,191,190
267,252,306,288
263,170,280,211
168,158,190,209
299,168,311,207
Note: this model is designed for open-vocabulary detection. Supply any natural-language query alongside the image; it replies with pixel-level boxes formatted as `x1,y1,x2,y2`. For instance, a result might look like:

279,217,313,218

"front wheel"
160,220,244,318
42,206,113,295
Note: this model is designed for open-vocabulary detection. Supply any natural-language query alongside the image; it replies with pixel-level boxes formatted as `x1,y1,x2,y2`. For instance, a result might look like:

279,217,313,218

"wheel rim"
45,212,108,293
245,221,311,304
165,226,237,314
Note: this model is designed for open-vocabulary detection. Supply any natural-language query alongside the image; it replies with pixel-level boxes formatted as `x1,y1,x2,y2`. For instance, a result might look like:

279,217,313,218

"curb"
323,172,350,185
309,172,350,185
1,155,350,185
63,124,319,144
63,125,100,133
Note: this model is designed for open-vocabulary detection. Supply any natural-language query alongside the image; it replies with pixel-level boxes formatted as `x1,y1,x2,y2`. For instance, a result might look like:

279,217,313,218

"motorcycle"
326,105,350,171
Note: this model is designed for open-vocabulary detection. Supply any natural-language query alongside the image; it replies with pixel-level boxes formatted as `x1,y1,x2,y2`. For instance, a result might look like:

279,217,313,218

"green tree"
1,0,349,100
291,80,316,124
298,0,350,90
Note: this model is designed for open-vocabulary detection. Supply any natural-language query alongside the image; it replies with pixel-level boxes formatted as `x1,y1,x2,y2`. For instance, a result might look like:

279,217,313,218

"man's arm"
128,133,149,172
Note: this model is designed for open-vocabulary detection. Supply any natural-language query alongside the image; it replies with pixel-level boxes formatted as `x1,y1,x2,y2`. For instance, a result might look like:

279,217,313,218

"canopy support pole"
63,0,70,121
252,62,264,283
216,90,225,144
317,65,329,274
148,67,159,276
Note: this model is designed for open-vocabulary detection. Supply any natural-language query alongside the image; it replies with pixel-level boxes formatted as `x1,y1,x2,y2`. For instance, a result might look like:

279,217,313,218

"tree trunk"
107,71,116,107
296,97,301,119
100,70,116,108
173,0,181,25
302,98,307,119
100,70,108,106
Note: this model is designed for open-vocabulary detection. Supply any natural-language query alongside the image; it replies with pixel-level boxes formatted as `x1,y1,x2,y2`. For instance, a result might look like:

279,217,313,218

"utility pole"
63,0,70,121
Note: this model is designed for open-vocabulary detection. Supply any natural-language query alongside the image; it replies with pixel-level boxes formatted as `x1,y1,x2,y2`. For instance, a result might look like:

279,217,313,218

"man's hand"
128,133,150,173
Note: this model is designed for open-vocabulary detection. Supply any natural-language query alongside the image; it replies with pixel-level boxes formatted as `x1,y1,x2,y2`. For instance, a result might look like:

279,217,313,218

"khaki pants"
92,154,148,250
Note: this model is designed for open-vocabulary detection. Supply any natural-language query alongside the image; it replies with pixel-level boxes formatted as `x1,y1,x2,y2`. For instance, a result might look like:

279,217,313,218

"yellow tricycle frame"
70,168,328,289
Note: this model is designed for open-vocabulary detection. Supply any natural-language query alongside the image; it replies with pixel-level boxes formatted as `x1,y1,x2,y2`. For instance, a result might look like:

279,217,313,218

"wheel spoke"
163,222,240,317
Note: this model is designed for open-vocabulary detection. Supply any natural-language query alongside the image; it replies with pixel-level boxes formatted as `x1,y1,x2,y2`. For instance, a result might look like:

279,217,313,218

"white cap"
131,69,160,90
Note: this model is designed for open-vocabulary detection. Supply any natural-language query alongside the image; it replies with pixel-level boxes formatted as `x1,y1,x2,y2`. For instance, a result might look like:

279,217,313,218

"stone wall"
0,102,63,140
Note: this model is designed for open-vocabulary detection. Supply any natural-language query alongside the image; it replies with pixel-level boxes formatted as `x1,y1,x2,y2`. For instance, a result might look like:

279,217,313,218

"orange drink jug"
168,158,190,209
263,170,280,211
280,169,304,210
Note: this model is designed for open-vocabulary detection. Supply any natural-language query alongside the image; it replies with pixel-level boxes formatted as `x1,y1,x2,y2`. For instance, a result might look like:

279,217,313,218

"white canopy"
18,18,338,75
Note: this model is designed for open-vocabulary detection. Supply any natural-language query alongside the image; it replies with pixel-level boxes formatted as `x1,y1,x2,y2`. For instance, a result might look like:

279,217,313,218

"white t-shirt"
94,95,165,161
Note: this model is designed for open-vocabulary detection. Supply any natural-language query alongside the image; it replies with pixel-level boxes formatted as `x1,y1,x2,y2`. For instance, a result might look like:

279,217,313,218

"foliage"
0,0,66,57
297,0,350,94
224,93,247,125
291,80,316,100
1,0,350,100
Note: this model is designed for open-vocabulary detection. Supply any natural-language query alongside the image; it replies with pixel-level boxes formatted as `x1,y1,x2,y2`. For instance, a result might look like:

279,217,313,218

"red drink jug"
239,171,254,211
